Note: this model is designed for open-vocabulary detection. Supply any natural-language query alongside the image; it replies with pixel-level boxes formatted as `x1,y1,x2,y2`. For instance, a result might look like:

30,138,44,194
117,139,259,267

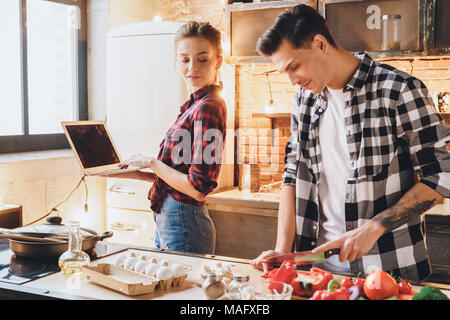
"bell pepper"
267,260,297,293
340,277,354,289
310,267,334,284
291,268,333,297
311,288,350,300
398,280,415,295
261,267,279,279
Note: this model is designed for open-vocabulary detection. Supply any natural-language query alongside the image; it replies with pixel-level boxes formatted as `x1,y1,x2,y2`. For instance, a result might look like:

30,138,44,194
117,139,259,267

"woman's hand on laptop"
119,153,155,169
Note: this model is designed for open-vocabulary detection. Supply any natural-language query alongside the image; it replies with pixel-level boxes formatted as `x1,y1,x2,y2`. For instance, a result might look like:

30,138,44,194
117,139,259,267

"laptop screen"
65,123,120,169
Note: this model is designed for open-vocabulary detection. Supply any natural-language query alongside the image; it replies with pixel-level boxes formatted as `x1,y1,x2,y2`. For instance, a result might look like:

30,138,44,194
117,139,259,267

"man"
250,4,450,280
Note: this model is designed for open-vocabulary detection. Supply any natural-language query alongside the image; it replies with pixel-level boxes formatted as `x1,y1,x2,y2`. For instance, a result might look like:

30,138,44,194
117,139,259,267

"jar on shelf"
382,14,401,51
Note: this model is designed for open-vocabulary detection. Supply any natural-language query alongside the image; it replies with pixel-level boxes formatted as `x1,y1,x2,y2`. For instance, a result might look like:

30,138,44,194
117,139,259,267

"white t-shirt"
316,87,351,273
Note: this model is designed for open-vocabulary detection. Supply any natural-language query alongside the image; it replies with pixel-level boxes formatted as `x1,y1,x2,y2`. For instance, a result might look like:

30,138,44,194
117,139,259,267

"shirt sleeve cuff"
420,172,450,198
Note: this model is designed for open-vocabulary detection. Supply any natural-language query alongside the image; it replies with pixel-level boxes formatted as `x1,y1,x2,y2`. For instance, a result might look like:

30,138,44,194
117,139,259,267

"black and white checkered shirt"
283,52,450,281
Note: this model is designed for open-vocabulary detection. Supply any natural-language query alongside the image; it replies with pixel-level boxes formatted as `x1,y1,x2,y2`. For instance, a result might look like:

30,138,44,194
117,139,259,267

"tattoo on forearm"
373,199,437,232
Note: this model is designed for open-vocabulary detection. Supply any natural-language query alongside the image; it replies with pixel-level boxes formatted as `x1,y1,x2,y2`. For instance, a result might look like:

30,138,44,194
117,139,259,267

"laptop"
61,120,141,176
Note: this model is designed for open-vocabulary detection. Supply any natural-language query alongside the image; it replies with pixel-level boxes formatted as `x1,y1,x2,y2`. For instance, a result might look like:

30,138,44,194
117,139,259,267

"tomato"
340,277,354,289
398,280,415,295
363,271,399,300
397,294,414,300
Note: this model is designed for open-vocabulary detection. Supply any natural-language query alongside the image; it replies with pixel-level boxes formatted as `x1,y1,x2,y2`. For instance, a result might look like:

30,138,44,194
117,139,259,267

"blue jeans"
153,196,216,255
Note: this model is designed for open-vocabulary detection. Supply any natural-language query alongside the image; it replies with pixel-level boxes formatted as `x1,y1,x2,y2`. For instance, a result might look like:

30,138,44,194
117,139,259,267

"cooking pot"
6,216,113,260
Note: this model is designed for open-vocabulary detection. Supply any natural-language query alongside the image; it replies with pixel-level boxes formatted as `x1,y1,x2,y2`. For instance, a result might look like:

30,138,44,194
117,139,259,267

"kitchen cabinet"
0,204,22,228
319,0,450,57
206,189,279,260
319,0,426,57
106,178,156,248
423,203,450,284
427,0,450,55
224,0,317,64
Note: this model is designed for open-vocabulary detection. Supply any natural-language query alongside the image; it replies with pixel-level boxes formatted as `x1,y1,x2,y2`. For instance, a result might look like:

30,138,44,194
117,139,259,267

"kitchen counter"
206,189,450,217
206,188,280,217
0,242,259,300
1,241,449,300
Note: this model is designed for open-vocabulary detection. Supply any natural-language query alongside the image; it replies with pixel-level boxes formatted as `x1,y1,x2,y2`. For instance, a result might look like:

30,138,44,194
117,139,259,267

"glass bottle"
227,274,252,300
202,272,226,300
382,14,401,51
58,221,90,277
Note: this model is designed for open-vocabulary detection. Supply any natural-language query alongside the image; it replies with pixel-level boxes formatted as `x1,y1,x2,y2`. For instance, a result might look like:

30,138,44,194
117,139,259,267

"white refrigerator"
105,21,188,247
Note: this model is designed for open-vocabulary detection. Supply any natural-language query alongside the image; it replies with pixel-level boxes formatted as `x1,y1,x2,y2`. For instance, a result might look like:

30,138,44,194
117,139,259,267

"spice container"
202,272,226,300
227,274,253,300
382,14,401,51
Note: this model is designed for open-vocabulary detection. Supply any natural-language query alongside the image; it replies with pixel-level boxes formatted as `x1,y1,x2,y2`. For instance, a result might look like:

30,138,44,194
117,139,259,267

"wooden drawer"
106,178,152,211
106,207,156,248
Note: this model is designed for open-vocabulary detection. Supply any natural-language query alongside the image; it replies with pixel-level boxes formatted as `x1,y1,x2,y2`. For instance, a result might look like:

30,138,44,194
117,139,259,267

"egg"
112,254,128,267
123,257,138,270
134,260,149,274
144,263,160,276
156,266,173,280
160,259,169,267
170,263,185,277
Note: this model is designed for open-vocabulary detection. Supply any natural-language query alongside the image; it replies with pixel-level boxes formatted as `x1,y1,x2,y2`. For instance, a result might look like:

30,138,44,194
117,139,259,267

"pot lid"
12,216,96,237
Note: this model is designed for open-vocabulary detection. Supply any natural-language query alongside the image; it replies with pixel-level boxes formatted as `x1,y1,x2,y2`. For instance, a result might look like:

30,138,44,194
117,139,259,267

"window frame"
0,0,87,154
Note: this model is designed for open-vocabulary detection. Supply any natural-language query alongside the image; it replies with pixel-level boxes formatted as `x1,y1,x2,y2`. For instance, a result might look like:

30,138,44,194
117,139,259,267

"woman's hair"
257,4,336,56
174,21,223,58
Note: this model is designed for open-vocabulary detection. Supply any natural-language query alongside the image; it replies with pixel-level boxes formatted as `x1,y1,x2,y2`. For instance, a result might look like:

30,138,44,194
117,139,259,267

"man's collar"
344,51,373,92
316,52,373,100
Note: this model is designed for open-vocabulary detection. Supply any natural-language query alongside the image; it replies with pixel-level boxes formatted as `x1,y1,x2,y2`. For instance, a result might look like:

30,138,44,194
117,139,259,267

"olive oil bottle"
58,221,90,277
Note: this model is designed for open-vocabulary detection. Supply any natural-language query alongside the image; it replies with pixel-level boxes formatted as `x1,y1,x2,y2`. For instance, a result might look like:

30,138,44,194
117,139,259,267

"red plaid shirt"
149,85,227,213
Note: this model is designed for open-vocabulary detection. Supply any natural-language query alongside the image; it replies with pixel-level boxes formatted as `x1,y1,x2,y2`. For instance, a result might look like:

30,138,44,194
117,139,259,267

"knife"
261,248,341,272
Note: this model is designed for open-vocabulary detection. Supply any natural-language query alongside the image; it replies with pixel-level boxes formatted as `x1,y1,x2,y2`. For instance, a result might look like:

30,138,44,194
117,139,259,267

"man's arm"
372,182,443,233
275,185,297,252
250,184,296,270
312,182,443,263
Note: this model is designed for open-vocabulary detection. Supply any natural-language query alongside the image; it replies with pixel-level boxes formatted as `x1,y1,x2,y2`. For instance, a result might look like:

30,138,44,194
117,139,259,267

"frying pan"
2,216,113,260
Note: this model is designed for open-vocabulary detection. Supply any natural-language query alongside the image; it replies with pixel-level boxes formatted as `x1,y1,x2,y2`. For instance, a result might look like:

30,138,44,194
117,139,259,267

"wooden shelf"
252,112,290,119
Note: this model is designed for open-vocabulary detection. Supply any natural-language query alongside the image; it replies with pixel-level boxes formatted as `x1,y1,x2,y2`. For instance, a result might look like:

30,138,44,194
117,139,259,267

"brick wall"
157,1,450,192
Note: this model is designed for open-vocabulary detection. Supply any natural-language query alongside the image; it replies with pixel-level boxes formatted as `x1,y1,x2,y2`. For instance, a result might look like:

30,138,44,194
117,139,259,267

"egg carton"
112,250,192,290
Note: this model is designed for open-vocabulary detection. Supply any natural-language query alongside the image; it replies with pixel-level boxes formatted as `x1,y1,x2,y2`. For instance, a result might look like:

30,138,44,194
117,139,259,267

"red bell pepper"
340,277,355,289
311,288,350,300
290,268,333,297
261,268,278,279
267,260,297,293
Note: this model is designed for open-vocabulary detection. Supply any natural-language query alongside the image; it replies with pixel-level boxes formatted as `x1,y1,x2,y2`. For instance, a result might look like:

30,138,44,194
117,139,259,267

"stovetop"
0,239,125,285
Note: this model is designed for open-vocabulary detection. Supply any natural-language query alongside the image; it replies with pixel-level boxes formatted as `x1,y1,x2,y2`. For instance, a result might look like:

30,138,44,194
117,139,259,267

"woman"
106,22,226,255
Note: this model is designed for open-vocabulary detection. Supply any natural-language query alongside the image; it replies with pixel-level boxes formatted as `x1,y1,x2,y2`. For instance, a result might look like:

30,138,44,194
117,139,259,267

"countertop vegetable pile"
261,260,449,300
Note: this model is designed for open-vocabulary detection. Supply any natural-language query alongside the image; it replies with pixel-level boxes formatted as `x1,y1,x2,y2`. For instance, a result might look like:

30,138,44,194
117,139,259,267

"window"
0,0,87,154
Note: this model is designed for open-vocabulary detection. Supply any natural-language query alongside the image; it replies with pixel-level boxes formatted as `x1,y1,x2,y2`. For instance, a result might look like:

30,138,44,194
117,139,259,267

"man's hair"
256,4,337,56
